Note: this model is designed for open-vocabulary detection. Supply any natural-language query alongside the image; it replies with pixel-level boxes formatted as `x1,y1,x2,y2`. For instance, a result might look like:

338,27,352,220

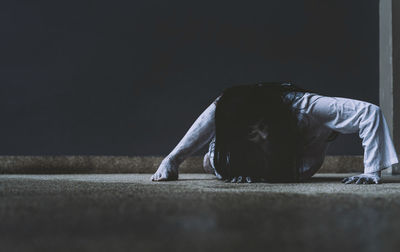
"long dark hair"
213,82,306,182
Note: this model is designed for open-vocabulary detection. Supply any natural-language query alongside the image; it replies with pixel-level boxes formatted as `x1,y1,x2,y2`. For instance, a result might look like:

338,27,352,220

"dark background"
0,0,378,155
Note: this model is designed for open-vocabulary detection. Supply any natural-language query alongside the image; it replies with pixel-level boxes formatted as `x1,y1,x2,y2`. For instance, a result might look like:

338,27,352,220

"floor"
1,173,400,252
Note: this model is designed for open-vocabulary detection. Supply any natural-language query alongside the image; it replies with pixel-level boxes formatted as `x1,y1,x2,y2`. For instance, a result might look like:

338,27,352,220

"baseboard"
0,155,363,174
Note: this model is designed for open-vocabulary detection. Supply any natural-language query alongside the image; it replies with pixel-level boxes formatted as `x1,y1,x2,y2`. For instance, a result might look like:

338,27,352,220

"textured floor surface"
1,173,400,252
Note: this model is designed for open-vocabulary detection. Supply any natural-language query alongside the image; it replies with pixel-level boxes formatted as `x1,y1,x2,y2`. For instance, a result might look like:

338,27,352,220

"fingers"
343,176,357,184
151,172,175,182
150,173,158,181
150,172,161,181
373,177,382,184
356,177,364,184
152,176,171,181
364,176,381,184
228,176,254,183
156,176,168,181
342,176,365,184
364,178,375,184
342,175,382,185
341,177,350,183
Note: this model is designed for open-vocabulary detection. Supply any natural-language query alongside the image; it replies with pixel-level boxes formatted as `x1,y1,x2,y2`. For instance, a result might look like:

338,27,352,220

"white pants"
206,92,399,179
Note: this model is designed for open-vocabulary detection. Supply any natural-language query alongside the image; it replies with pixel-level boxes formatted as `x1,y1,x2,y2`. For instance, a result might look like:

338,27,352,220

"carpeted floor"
1,173,400,252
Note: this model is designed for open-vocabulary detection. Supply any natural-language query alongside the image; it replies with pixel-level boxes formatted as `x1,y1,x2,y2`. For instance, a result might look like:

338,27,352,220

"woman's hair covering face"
213,82,307,182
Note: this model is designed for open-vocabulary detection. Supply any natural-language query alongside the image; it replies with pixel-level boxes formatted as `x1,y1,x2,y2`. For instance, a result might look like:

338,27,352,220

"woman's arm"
151,101,217,181
299,94,398,184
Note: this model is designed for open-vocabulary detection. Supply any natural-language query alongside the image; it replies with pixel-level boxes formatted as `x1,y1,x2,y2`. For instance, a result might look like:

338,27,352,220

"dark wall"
0,0,378,155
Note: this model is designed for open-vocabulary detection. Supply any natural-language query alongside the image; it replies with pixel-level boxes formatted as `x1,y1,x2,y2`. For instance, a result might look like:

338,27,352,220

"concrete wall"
0,0,379,156
379,0,400,173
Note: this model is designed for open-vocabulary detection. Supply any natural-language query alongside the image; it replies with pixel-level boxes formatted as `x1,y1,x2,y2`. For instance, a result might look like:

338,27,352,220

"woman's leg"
151,101,217,181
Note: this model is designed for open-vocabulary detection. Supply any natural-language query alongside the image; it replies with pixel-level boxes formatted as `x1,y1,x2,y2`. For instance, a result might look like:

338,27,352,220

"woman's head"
213,82,301,182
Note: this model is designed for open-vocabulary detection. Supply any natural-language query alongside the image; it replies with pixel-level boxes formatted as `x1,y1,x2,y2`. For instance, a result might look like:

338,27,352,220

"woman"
151,82,398,184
